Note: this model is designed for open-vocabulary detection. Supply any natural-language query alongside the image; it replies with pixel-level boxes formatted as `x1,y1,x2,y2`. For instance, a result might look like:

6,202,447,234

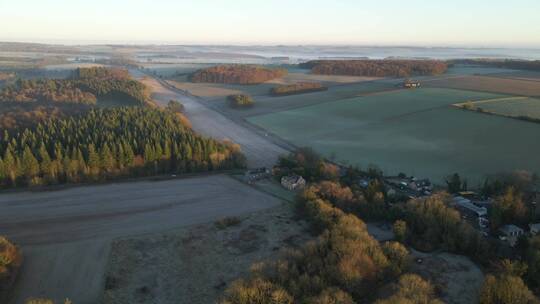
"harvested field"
248,88,540,183
103,204,311,304
212,80,398,118
168,72,382,99
1,175,282,304
489,70,540,82
425,75,540,96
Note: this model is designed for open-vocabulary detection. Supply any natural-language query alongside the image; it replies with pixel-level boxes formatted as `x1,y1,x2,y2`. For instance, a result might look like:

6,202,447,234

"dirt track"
133,70,287,168
0,175,281,304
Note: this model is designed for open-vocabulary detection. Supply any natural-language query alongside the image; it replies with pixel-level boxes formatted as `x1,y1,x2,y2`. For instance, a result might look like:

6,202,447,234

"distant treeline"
449,59,540,71
0,67,150,106
190,65,287,84
270,82,328,96
0,107,245,188
300,60,448,77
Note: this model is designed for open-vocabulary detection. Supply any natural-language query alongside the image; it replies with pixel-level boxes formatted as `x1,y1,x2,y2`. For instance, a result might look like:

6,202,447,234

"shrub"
480,274,539,304
221,278,293,304
393,220,408,243
215,216,242,229
376,274,443,304
270,82,327,96
227,94,254,108
0,237,22,301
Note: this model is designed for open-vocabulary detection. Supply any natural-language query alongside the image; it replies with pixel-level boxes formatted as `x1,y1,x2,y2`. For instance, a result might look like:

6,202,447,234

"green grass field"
248,88,540,183
474,97,540,120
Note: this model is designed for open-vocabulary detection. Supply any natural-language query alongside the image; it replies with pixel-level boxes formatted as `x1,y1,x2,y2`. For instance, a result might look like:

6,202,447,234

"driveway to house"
1,175,281,304
132,70,288,168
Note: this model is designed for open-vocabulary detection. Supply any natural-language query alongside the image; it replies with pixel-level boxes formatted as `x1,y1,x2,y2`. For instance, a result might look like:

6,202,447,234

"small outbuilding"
404,79,421,88
530,223,540,236
499,224,525,247
281,175,306,191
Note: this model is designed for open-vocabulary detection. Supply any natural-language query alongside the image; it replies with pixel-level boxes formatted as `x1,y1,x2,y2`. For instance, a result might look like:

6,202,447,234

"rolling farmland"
248,88,540,183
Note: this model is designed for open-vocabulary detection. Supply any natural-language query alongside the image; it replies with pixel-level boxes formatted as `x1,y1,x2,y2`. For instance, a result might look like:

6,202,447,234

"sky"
1,0,539,47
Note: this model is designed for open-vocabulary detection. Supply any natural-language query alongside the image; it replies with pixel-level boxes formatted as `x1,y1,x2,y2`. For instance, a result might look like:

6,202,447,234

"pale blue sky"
1,0,539,47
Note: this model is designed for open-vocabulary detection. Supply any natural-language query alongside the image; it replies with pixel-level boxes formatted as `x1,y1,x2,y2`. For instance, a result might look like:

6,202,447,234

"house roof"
530,223,540,230
499,224,524,235
282,175,304,184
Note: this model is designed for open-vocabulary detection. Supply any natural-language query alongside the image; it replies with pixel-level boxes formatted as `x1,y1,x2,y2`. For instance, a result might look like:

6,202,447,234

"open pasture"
213,80,398,118
425,75,540,96
248,88,540,183
469,97,540,120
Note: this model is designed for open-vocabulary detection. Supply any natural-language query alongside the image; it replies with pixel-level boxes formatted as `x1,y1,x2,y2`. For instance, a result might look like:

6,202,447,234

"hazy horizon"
1,0,539,48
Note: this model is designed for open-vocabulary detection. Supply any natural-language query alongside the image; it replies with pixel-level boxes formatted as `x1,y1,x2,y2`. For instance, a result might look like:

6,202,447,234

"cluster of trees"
0,78,97,104
446,171,538,231
274,147,340,182
0,237,22,301
0,72,15,82
398,194,491,259
480,260,539,304
449,59,540,72
0,67,150,106
227,94,254,108
300,60,448,77
0,103,90,130
0,107,246,188
270,82,328,96
190,65,288,84
221,181,415,303
72,67,149,106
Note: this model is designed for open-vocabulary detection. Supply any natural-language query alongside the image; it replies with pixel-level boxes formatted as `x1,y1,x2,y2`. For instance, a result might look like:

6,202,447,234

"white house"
281,175,306,191
499,225,525,247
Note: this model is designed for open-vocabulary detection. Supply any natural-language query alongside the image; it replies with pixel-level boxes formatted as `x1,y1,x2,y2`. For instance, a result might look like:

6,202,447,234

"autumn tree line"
0,107,246,188
0,67,150,106
270,82,328,96
300,60,448,77
190,65,288,84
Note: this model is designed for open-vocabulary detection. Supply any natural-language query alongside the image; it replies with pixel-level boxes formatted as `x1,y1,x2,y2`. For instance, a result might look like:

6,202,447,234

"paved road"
1,175,281,304
133,70,288,168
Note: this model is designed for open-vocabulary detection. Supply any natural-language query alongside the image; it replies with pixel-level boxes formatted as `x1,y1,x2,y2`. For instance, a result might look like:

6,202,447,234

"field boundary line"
453,96,528,107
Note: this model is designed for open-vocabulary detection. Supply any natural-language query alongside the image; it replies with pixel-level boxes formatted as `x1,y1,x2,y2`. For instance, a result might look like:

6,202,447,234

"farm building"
244,167,271,183
281,175,306,191
499,225,525,247
530,223,540,236
453,196,488,217
404,79,421,88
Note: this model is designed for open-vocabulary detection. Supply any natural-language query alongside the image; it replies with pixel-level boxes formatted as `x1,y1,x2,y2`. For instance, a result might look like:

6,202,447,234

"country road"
1,175,281,304
132,70,288,168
